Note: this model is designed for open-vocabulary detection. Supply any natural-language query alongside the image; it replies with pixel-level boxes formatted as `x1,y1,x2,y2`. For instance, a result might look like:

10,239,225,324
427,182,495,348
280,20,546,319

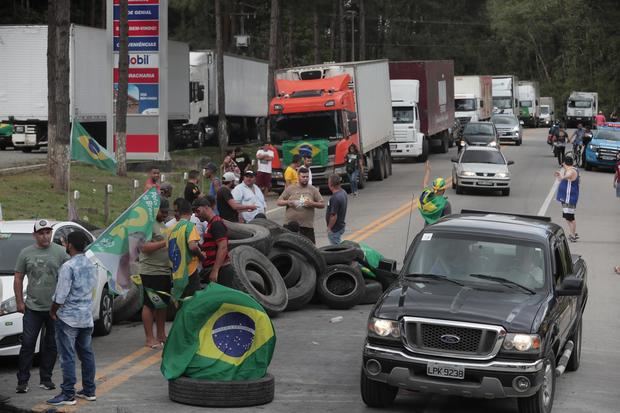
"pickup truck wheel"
517,352,555,413
567,320,582,372
502,188,511,196
584,160,592,171
360,369,397,407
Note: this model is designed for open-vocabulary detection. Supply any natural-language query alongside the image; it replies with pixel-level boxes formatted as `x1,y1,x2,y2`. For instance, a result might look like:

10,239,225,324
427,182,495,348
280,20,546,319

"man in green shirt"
13,220,69,394
139,198,172,348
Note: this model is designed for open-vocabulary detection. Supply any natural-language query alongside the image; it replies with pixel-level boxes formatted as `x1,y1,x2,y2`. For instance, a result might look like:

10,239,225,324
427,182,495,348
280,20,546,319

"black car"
460,121,500,150
361,211,587,413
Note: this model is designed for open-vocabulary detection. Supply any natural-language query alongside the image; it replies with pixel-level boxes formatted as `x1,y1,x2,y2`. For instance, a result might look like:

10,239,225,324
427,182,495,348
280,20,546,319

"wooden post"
132,179,139,201
104,184,113,225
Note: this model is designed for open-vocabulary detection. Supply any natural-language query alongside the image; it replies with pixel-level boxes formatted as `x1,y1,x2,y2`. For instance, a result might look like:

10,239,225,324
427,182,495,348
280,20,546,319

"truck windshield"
270,111,342,144
404,234,547,292
493,97,512,109
540,106,550,115
455,99,476,111
568,100,591,108
392,107,414,124
520,100,532,108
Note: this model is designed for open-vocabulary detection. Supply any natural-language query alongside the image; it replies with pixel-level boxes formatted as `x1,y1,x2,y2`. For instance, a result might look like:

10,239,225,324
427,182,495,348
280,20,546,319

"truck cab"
389,80,426,160
566,92,598,129
11,121,47,153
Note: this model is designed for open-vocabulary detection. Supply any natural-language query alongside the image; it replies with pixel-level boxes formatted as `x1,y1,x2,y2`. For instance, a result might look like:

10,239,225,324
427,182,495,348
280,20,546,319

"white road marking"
538,179,559,216
266,206,284,215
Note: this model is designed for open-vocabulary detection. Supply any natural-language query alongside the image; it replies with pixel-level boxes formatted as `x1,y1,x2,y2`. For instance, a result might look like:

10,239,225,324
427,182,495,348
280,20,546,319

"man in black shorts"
138,198,171,348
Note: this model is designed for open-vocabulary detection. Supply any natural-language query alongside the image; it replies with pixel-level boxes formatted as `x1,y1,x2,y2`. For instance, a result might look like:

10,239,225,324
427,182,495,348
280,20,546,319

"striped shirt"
200,216,229,267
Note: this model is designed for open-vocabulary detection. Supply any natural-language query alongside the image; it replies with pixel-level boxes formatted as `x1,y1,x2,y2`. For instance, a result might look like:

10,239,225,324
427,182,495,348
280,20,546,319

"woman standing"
346,144,363,196
221,148,241,178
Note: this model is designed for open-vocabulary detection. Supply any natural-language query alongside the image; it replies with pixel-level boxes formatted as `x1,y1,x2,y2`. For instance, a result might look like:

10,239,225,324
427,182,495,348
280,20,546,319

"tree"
215,0,229,153
339,0,345,61
46,0,57,177
312,4,320,63
359,0,366,60
115,0,129,176
53,0,70,192
267,0,279,101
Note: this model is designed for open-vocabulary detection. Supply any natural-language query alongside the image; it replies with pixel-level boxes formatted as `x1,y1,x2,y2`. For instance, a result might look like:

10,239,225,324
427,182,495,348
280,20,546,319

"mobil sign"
115,53,159,68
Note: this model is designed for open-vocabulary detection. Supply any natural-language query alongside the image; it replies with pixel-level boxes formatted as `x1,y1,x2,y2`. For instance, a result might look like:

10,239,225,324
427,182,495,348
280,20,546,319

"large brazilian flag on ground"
71,120,117,173
161,283,276,381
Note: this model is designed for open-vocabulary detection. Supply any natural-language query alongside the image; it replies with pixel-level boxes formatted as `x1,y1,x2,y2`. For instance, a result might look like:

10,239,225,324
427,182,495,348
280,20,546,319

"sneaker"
46,393,76,406
76,390,96,401
568,235,578,243
39,381,56,390
574,233,580,239
15,383,29,394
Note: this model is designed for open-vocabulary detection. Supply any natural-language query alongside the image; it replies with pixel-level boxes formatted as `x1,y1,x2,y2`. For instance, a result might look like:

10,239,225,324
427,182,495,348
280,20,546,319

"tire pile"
223,218,398,316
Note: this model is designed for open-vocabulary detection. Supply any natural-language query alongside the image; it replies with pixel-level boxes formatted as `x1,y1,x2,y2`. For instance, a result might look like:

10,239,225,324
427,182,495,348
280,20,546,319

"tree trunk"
287,11,294,66
329,1,336,61
359,0,366,60
338,0,345,62
313,5,320,64
101,0,105,28
215,0,229,155
267,0,279,101
229,0,237,50
90,0,96,27
115,0,129,176
54,0,70,193
47,0,57,177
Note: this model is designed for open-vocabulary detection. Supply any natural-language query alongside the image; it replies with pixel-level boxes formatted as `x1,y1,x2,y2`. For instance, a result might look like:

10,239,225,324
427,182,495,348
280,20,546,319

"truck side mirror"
507,160,514,165
556,277,584,297
348,119,358,135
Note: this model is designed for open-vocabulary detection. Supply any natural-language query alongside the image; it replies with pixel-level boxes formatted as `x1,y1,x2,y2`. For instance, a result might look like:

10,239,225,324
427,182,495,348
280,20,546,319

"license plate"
426,362,465,380
477,181,493,186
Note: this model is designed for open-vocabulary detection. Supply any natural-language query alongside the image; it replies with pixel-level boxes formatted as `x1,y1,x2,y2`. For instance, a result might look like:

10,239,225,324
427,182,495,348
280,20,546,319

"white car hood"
460,163,509,174
0,275,24,303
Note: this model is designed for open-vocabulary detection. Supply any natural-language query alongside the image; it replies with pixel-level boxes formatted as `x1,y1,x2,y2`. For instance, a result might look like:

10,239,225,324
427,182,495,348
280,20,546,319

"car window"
492,116,517,126
461,150,505,164
53,226,94,247
0,233,33,273
594,129,620,141
559,237,573,275
463,123,494,136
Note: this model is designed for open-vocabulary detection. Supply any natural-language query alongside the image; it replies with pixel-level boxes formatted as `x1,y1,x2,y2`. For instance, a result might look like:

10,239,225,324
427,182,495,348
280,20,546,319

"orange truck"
268,60,394,189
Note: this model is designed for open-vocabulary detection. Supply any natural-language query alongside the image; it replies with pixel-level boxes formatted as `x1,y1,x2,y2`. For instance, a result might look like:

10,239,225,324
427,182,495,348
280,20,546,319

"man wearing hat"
217,172,257,222
14,220,69,394
232,170,266,223
418,161,452,226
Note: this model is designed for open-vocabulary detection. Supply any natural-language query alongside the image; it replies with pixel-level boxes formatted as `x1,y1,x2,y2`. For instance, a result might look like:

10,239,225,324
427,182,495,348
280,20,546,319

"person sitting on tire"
418,161,451,226
194,196,236,284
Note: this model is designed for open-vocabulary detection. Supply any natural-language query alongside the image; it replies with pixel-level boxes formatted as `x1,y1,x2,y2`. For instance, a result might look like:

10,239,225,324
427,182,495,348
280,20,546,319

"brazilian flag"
71,120,117,173
282,139,329,166
0,123,12,137
168,220,194,299
417,188,448,225
161,283,276,381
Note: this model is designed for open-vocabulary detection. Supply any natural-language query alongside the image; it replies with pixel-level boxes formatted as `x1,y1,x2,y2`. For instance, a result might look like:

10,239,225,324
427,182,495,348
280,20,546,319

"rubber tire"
417,139,429,162
584,160,592,171
316,264,365,310
382,148,389,179
226,246,288,314
169,374,275,407
272,233,327,277
517,352,555,413
567,320,582,372
284,250,317,311
373,150,385,182
502,188,510,196
360,369,398,408
249,217,291,238
516,138,522,146
440,133,449,153
93,286,113,336
22,148,33,153
318,242,364,265
360,279,383,305
456,184,463,195
111,282,142,322
225,221,273,256
268,247,302,288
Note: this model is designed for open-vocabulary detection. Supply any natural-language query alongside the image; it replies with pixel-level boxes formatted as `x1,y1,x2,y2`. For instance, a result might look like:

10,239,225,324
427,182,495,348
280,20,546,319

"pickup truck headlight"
589,144,599,151
461,171,476,177
488,141,498,147
0,296,17,316
502,333,541,352
368,317,401,340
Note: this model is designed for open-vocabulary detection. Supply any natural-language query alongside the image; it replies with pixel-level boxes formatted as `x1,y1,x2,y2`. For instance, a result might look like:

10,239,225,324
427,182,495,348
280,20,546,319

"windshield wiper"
404,273,465,286
468,274,535,295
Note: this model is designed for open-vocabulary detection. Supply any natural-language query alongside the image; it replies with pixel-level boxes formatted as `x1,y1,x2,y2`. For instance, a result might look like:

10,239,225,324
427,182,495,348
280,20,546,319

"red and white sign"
114,53,159,68
114,134,159,153
113,20,159,37
114,68,159,83
114,0,159,4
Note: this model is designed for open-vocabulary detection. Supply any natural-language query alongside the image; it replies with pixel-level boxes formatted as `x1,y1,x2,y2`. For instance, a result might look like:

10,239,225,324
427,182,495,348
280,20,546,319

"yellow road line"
344,201,414,241
95,350,162,395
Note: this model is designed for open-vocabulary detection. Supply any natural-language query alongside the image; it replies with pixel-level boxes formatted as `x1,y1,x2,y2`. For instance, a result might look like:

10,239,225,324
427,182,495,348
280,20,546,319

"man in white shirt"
255,143,274,194
232,171,266,222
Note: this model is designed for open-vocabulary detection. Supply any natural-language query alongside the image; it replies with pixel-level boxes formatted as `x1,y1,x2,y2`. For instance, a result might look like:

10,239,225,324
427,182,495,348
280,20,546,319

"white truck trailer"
492,75,519,117
454,75,492,126
518,81,540,127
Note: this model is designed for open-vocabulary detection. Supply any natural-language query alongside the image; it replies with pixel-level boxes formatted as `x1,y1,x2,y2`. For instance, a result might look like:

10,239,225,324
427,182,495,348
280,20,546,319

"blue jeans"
327,228,345,245
17,308,57,385
55,319,96,397
348,170,359,194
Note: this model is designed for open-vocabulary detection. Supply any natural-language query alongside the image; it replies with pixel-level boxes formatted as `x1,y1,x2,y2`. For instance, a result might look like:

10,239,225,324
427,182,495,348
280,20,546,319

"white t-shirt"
256,149,274,174
165,214,207,243
231,183,267,222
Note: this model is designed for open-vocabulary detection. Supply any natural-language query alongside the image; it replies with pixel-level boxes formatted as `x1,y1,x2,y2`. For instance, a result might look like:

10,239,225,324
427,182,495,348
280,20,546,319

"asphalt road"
0,146,47,170
1,128,619,413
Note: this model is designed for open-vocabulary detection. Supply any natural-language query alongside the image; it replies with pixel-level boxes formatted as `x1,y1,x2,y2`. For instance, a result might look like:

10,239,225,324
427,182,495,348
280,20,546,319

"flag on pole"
86,188,160,296
161,283,276,381
71,120,117,173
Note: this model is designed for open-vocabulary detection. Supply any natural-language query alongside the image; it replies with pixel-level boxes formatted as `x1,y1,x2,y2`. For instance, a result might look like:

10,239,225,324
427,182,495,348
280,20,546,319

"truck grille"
598,147,619,159
402,317,506,360
476,172,495,177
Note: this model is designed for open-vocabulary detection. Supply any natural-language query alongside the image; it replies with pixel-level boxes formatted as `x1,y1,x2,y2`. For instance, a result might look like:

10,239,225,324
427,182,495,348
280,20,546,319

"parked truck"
492,75,519,117
186,51,268,146
539,96,555,126
518,81,540,127
389,60,455,160
269,60,394,188
566,91,598,128
454,75,492,126
0,25,189,152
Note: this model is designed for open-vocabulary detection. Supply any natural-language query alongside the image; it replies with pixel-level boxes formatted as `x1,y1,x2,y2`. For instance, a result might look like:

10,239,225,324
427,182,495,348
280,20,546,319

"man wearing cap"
232,170,266,223
256,143,274,194
217,172,257,222
14,220,69,394
418,161,452,226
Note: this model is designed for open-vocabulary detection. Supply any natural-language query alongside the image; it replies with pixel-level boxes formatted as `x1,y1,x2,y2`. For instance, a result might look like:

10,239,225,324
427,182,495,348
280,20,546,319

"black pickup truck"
361,211,588,413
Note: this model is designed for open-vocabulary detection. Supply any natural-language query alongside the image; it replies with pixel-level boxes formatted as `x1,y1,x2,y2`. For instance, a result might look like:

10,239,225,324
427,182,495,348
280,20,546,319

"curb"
0,163,46,176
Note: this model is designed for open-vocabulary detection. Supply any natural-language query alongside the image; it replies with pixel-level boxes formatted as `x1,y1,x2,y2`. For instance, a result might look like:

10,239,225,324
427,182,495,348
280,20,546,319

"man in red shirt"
595,111,607,128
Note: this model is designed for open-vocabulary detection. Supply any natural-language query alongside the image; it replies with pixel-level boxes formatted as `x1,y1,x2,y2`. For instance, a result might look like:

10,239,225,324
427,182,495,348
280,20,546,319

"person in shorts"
256,143,274,194
555,154,580,242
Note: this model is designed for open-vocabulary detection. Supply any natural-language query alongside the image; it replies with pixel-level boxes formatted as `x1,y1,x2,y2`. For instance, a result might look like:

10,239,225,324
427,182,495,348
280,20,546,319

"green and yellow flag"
168,220,194,299
161,283,276,381
71,120,117,173
0,123,12,137
417,188,448,225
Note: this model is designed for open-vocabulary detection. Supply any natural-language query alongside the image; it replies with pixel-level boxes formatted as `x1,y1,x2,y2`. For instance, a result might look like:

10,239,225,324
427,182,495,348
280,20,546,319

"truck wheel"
517,352,555,413
382,149,389,179
502,188,510,196
22,148,32,153
567,320,582,372
360,369,397,408
386,149,393,176
440,133,449,153
417,139,429,162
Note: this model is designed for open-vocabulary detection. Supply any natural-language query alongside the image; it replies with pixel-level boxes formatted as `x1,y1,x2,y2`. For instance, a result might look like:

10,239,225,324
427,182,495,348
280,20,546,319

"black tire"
318,242,364,265
225,221,273,256
456,184,463,195
440,133,449,153
22,148,33,153
93,286,113,336
272,233,327,277
417,139,429,162
502,188,511,196
567,320,582,372
382,148,389,179
268,247,302,288
226,246,288,314
517,352,555,413
516,138,522,146
249,218,290,238
373,150,385,182
360,369,397,408
361,279,383,305
316,264,365,309
285,250,317,311
112,282,142,322
169,374,275,407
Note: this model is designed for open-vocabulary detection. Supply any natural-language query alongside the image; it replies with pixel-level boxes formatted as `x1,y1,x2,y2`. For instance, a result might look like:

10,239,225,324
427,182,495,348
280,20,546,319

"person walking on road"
555,154,580,242
326,174,348,245
553,127,569,166
256,143,274,194
418,161,451,226
14,219,69,394
138,198,171,349
217,172,257,222
183,170,202,205
144,166,161,193
595,110,607,128
277,167,325,243
232,170,266,223
284,154,301,188
346,144,363,196
47,231,98,406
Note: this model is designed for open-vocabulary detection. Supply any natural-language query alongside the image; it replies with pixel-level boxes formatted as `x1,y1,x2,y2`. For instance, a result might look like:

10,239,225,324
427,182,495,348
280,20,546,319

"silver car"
452,146,514,196
492,114,523,146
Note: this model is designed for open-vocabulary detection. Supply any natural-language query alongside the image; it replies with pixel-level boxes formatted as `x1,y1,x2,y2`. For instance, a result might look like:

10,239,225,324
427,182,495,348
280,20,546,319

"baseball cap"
222,172,238,183
244,170,255,177
205,162,218,172
33,219,53,233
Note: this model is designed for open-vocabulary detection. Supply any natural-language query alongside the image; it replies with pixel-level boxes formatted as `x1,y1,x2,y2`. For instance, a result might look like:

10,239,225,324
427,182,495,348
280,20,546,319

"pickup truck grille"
402,317,506,360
